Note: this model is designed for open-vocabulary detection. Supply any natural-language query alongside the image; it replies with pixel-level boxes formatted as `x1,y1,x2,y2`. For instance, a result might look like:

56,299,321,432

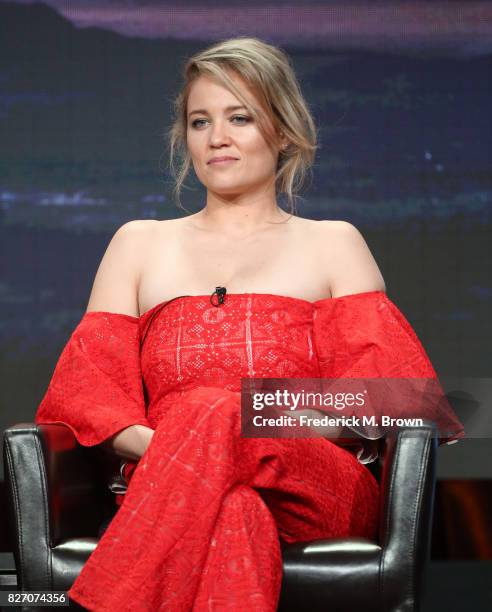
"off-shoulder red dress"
34,290,464,611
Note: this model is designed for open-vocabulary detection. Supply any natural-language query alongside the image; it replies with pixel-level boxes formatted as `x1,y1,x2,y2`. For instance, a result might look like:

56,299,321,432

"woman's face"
186,72,282,198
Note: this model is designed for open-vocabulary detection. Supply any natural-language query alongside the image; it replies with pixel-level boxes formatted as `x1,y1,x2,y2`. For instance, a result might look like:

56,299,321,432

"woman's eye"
231,115,251,124
191,116,251,129
191,119,207,128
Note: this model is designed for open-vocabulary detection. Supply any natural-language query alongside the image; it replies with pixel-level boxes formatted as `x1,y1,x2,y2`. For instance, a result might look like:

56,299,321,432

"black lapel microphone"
210,286,227,307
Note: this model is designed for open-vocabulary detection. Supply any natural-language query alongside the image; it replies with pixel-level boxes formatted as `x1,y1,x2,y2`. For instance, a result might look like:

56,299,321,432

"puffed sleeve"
35,311,152,447
313,290,465,462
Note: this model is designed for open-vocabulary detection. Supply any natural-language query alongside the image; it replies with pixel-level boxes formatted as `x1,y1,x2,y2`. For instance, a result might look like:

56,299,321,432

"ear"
278,131,289,151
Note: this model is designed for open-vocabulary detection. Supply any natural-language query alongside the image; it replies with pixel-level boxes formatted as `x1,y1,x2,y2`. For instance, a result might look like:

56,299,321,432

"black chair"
3,422,437,611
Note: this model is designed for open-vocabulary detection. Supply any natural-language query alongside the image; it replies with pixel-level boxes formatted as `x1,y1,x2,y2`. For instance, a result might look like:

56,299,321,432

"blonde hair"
165,36,318,216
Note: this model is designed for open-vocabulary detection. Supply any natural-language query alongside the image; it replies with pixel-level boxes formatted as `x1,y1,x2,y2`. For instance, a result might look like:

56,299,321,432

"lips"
208,157,238,164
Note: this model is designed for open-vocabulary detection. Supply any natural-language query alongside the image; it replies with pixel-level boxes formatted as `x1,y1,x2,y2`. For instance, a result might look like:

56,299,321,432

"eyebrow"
188,105,248,118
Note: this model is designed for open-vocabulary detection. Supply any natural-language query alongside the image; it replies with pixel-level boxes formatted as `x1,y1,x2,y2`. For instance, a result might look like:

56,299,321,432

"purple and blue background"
0,0,491,598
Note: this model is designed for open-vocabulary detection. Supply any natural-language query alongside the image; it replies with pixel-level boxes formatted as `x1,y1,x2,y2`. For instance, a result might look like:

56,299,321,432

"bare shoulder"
317,218,360,236
112,218,176,253
289,215,325,236
114,218,160,238
316,220,386,298
85,219,159,316
105,219,160,268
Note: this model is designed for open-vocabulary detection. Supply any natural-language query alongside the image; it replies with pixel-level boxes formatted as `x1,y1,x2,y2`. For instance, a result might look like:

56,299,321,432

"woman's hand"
104,424,155,461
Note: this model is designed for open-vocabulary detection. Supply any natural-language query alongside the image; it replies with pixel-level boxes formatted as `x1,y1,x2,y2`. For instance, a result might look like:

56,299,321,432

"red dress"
34,290,464,611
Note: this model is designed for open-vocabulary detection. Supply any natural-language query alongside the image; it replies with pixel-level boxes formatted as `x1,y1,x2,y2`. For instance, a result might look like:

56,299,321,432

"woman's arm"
320,220,386,298
103,424,154,460
86,220,150,317
306,221,386,441
86,220,155,458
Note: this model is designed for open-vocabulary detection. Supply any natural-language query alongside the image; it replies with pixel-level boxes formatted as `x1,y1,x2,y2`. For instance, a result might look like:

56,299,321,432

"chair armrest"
378,424,437,610
3,422,112,589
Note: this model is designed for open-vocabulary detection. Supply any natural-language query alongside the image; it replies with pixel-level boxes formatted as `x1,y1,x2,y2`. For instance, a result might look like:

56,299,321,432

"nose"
209,119,232,147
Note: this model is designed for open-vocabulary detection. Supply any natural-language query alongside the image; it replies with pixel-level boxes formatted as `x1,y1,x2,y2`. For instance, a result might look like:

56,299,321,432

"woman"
35,37,463,611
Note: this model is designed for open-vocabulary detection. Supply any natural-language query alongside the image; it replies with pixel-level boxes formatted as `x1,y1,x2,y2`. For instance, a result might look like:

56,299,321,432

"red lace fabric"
35,311,152,445
34,290,463,611
313,291,464,451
